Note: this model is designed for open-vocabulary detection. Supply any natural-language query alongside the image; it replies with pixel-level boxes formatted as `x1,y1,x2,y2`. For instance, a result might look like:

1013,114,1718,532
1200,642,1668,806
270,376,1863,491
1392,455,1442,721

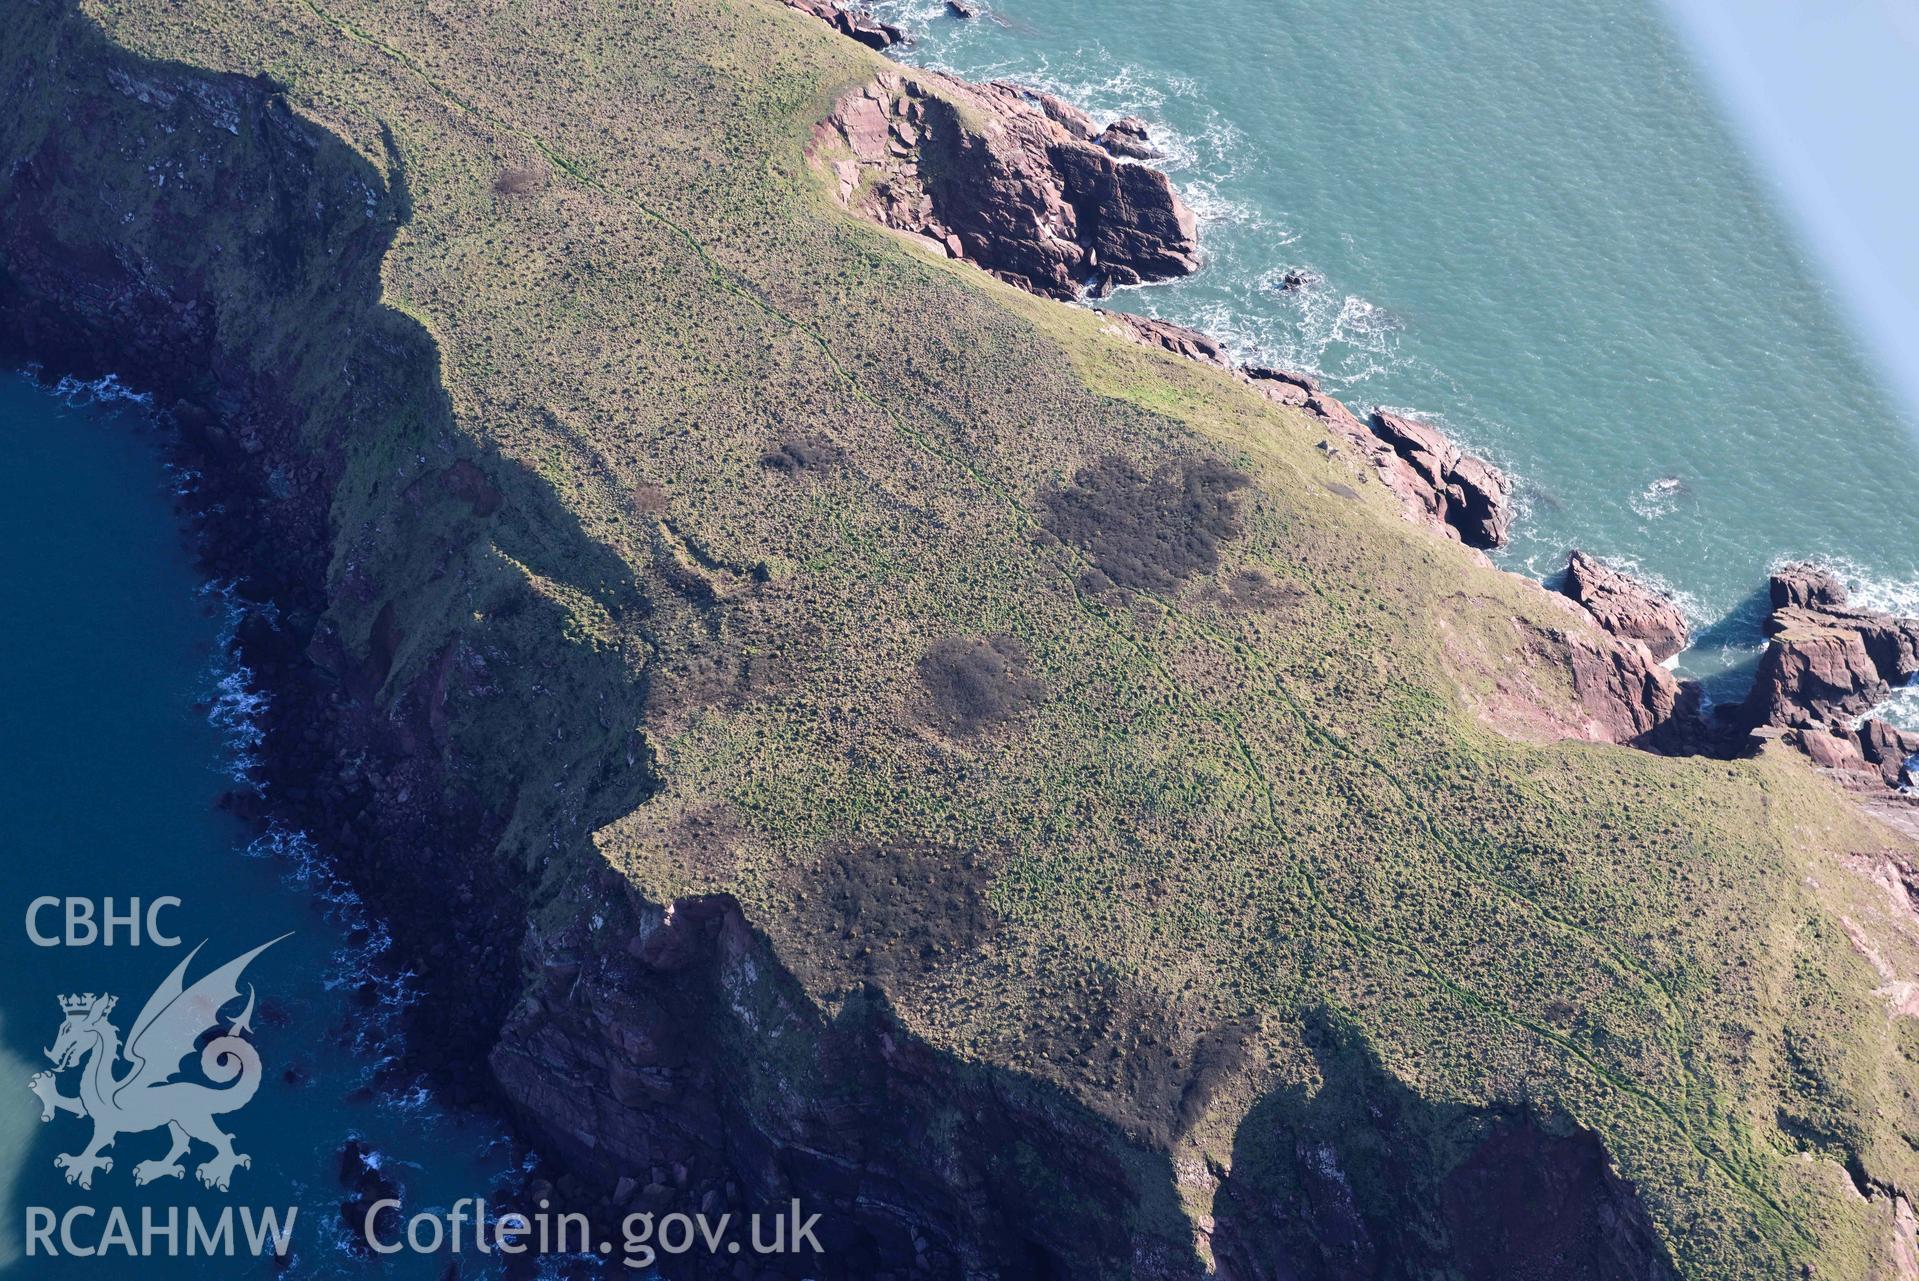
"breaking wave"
202,580,271,782
48,370,154,407
1629,475,1689,522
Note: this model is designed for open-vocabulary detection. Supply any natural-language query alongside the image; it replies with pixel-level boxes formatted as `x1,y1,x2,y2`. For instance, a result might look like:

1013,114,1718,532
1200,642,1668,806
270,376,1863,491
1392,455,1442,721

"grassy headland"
6,0,1919,1274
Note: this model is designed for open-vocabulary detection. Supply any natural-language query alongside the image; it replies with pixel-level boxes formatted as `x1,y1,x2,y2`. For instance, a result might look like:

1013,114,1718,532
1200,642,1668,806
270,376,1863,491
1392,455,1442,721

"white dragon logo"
26,936,285,1192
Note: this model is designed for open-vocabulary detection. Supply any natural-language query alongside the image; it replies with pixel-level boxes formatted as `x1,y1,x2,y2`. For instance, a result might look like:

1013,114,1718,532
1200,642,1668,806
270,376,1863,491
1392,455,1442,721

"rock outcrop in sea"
1096,116,1162,160
1740,565,1919,788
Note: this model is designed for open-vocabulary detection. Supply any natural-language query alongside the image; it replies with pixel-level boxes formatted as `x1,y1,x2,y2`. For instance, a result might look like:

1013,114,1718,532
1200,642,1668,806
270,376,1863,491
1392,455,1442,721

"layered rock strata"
815,71,1200,299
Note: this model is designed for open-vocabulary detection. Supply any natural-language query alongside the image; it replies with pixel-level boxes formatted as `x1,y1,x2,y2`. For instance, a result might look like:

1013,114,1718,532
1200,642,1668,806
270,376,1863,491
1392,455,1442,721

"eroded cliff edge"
8,1,1919,1278
0,15,1139,1277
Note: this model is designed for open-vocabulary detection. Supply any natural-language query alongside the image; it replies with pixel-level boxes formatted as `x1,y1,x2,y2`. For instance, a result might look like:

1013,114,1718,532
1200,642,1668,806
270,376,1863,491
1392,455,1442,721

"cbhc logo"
25,898,183,947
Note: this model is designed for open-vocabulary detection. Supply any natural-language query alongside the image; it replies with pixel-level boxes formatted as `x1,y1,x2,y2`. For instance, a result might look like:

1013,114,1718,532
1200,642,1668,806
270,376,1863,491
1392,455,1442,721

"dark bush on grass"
493,165,547,196
1039,454,1249,594
917,633,1043,734
759,436,846,475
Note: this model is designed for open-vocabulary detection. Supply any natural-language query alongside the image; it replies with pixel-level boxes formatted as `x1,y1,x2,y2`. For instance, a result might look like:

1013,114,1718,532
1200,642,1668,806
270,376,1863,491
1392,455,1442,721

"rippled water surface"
0,376,523,1277
872,0,1919,709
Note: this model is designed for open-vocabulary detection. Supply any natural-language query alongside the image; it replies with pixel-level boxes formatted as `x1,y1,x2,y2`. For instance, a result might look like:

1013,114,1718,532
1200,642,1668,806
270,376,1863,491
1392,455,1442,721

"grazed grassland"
14,0,1919,1272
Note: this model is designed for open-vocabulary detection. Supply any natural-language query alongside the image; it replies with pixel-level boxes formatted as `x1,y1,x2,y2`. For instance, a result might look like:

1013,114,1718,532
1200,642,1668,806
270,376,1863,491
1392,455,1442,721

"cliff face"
490,876,1205,1277
9,2,1919,1279
815,68,1200,298
0,18,551,1092
0,14,1176,1275
1209,1020,1676,1281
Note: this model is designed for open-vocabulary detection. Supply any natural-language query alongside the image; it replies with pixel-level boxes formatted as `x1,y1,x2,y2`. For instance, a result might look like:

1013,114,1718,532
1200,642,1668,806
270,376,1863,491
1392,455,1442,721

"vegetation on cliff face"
7,0,1919,1275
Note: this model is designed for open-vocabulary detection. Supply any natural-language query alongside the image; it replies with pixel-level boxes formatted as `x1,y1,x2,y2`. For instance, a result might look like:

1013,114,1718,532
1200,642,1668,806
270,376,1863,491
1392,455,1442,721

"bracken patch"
916,633,1043,734
1039,454,1249,594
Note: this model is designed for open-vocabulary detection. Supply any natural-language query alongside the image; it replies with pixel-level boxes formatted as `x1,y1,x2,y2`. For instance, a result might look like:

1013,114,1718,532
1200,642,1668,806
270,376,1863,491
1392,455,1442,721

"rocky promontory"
1234,365,1515,549
1097,310,1230,366
788,0,1197,299
1560,550,1690,663
813,70,1199,298
1737,565,1919,788
14,2,1919,1275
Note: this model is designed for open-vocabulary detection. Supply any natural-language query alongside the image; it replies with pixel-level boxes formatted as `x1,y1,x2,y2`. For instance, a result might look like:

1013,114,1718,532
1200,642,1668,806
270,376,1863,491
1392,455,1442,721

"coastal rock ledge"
812,68,1200,299
1236,363,1515,551
1742,565,1919,789
1365,409,1513,550
1743,564,1919,728
1560,550,1690,664
785,0,905,49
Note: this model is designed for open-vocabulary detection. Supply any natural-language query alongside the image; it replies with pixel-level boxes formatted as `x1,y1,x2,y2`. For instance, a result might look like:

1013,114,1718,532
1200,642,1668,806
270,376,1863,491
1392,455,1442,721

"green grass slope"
12,0,1919,1272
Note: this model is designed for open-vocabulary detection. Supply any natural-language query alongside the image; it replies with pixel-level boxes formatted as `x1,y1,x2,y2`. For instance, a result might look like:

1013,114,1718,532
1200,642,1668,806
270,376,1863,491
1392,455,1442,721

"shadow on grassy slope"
1213,1008,1677,1279
10,0,1919,1275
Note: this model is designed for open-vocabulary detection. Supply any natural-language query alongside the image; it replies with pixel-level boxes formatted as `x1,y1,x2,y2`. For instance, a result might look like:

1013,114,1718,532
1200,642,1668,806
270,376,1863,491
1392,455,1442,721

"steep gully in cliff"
0,2,1858,1278
793,0,1919,793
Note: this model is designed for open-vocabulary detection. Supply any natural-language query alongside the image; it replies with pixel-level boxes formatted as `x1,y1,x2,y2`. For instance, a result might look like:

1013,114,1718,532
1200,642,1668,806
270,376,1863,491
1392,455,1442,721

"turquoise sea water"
0,4,1910,1268
0,376,520,1277
872,0,1919,713
1662,0,1919,420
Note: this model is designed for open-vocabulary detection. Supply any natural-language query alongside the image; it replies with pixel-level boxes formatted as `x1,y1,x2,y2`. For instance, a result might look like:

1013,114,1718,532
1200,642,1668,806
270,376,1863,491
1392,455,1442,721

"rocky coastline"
3,2,1913,1278
0,28,539,1211
814,66,1200,299
790,0,1919,790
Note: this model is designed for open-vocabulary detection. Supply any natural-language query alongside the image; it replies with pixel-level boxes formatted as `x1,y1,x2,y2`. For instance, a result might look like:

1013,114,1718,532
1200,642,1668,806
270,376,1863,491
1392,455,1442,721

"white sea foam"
1629,475,1689,521
200,580,271,783
1176,261,1417,391
49,371,153,407
250,816,431,1105
865,0,949,29
869,18,1256,202
1798,554,1919,619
